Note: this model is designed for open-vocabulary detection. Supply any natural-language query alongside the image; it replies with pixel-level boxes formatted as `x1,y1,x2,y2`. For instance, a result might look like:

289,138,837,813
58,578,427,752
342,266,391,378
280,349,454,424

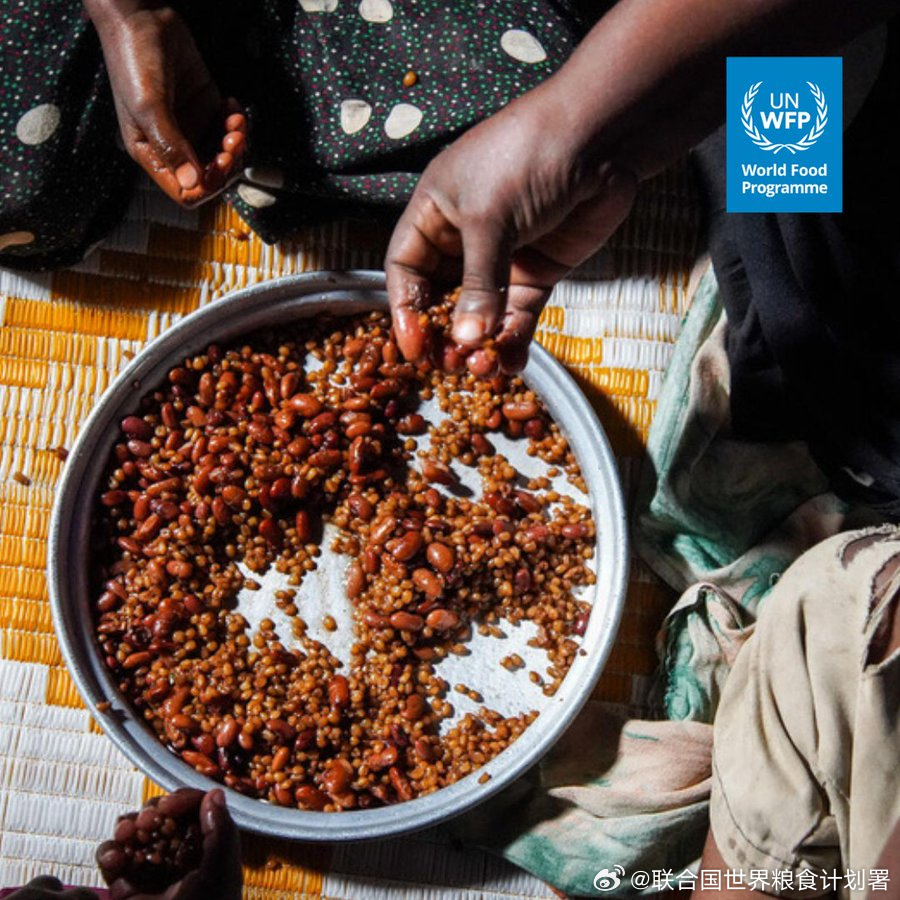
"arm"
386,0,900,370
82,0,246,206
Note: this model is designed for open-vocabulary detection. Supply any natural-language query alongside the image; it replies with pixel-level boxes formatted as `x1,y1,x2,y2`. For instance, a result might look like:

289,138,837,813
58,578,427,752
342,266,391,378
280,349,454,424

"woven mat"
0,166,699,898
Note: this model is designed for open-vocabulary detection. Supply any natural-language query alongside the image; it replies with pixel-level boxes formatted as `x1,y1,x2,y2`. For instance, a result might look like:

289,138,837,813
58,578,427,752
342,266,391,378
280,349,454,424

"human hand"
86,1,246,206
95,789,241,900
0,875,99,899
385,81,636,372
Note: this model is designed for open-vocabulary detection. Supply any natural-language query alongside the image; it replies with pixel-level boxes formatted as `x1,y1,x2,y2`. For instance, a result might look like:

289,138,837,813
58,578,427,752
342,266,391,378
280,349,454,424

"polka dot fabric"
0,1,134,270
0,0,586,268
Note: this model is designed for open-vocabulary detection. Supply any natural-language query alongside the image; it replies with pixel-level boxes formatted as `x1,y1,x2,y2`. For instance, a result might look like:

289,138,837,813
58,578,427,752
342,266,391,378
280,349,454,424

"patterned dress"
0,0,588,270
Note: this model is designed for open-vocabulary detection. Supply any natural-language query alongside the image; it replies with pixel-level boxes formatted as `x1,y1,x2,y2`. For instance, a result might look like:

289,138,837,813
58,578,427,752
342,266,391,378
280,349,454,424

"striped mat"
0,166,698,899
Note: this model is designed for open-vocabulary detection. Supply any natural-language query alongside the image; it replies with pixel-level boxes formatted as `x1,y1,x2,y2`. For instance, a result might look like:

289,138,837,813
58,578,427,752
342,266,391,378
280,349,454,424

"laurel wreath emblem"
741,81,828,154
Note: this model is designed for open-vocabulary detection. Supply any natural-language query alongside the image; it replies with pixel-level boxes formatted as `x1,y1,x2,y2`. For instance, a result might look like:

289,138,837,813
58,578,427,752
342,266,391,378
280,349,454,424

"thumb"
134,102,201,191
451,222,512,348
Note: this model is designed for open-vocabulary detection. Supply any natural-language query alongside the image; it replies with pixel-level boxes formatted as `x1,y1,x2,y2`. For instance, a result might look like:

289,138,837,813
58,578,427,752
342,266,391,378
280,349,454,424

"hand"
95,789,242,900
86,1,247,206
385,80,637,372
0,876,100,899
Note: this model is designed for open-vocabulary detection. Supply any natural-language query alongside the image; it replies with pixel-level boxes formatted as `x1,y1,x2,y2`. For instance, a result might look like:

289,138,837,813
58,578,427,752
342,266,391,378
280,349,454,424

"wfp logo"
593,865,625,891
741,81,828,154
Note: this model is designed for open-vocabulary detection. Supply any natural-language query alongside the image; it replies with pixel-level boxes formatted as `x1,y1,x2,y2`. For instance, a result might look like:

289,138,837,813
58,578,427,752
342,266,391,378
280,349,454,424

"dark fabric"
0,883,105,899
693,21,900,516
0,0,590,270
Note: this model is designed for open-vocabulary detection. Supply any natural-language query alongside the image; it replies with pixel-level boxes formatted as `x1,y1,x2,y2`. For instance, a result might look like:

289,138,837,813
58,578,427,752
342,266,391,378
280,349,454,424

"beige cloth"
711,526,900,899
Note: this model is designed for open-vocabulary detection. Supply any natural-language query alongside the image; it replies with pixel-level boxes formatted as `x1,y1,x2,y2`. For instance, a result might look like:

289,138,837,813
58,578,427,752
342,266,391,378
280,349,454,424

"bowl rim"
48,270,629,841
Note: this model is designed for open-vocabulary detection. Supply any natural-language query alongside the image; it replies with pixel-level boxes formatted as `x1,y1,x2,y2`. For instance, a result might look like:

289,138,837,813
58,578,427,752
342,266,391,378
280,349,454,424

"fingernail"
209,788,227,808
452,314,485,345
176,162,199,190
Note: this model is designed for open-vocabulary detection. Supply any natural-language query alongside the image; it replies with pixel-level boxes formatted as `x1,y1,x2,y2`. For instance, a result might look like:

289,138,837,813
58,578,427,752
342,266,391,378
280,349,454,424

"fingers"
451,223,512,349
21,876,65,890
129,100,247,208
493,165,638,372
191,790,241,900
495,283,549,373
385,196,448,362
133,101,202,190
155,787,204,819
97,840,129,884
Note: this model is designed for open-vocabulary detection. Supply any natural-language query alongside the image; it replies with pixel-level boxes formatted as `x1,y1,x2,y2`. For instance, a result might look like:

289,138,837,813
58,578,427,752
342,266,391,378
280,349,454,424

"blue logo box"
726,57,842,212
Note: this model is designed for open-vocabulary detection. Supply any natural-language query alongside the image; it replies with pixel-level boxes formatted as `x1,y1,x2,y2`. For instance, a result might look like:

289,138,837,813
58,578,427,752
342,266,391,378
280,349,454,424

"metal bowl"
48,271,628,841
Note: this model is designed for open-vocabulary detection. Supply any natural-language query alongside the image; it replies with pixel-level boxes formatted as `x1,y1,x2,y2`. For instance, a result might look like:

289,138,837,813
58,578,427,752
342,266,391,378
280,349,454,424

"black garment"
694,23,900,516
0,0,590,270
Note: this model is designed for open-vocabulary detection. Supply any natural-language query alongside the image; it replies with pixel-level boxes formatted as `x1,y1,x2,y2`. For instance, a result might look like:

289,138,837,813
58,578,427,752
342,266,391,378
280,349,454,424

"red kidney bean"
266,718,295,742
484,491,515,517
135,514,161,541
470,433,495,457
182,750,218,777
127,439,152,458
389,766,414,802
328,675,350,710
514,567,533,593
192,733,215,756
247,421,274,444
390,611,424,632
216,719,240,748
166,559,193,580
295,785,328,810
425,608,459,631
259,518,283,546
426,542,455,574
421,459,455,485
289,393,323,417
211,496,230,526
366,744,398,771
122,651,151,670
133,495,151,521
513,490,541,514
412,568,442,600
220,485,245,507
121,416,152,440
502,400,540,421
307,411,337,434
344,420,369,439
363,610,391,629
322,758,353,794
371,378,401,401
467,347,498,377
293,728,316,752
524,417,546,439
346,561,365,599
97,590,121,613
308,449,341,469
146,477,181,498
525,524,551,543
369,516,396,545
389,530,423,562
396,414,427,435
574,609,591,636
271,746,290,773
161,402,178,429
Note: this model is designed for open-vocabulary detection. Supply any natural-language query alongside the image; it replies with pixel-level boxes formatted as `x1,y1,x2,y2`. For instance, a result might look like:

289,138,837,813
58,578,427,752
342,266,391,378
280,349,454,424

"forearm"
550,0,900,178
82,0,165,29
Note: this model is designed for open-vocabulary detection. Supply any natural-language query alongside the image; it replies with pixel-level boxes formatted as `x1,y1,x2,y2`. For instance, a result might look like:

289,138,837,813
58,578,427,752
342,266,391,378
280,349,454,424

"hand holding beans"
95,788,241,900
385,79,636,373
84,1,246,207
